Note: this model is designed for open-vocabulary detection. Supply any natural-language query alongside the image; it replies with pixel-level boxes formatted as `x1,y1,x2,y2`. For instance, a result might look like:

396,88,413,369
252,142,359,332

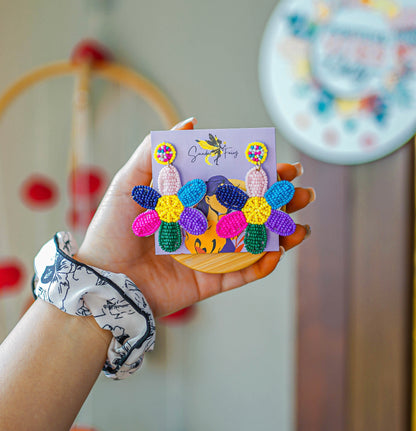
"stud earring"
215,142,296,254
131,142,208,253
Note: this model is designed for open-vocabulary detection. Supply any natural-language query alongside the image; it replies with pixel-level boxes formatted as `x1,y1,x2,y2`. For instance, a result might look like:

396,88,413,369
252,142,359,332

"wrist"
33,232,156,380
35,299,112,348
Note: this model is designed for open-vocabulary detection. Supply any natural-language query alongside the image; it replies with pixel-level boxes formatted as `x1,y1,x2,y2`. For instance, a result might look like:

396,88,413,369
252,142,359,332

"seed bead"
245,142,268,165
154,142,176,165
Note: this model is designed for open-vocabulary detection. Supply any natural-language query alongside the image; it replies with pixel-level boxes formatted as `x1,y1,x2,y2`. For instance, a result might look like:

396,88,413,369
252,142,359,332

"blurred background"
0,0,413,430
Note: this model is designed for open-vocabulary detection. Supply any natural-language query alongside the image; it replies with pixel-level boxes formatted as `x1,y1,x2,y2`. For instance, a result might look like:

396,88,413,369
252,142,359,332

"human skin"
0,117,314,431
75,118,313,318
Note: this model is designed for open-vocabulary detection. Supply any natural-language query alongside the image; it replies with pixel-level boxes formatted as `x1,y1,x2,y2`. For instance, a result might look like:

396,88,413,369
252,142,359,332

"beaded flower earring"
215,142,296,254
131,142,208,253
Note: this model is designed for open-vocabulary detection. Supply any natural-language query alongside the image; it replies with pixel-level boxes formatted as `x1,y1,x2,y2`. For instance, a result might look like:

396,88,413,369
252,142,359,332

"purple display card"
151,127,278,255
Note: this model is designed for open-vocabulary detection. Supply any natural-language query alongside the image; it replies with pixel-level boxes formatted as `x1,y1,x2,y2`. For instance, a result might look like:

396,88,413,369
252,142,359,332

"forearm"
0,299,112,431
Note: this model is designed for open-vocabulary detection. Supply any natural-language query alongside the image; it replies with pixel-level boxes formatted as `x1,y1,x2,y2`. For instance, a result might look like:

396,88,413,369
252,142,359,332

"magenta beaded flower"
215,167,296,254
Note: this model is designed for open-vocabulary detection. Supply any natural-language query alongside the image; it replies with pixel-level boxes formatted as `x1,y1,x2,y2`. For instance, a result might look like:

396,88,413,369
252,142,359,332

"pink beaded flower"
131,164,208,253
215,167,296,254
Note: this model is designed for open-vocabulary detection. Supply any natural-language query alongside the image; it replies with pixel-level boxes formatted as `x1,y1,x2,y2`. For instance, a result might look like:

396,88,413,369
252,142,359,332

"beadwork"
245,142,268,165
245,224,267,254
242,197,272,225
216,142,295,254
132,143,208,252
154,142,176,165
155,195,184,223
216,179,295,253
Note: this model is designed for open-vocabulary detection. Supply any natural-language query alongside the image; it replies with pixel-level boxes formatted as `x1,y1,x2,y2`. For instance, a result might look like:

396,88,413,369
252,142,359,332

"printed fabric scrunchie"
32,231,156,380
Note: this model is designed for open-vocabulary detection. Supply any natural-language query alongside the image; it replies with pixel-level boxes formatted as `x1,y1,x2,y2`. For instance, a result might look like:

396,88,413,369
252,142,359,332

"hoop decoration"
216,141,296,254
0,61,179,129
132,142,208,253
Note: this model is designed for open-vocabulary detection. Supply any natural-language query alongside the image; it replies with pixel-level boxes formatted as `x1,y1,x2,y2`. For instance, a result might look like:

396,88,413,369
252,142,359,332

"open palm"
76,119,313,317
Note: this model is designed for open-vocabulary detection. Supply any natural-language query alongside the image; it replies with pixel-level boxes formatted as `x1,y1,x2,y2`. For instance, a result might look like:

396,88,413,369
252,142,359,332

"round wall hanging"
259,0,416,165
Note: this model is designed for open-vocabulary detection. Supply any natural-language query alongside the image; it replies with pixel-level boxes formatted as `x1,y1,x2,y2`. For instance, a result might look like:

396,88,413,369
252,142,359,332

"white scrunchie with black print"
32,231,156,380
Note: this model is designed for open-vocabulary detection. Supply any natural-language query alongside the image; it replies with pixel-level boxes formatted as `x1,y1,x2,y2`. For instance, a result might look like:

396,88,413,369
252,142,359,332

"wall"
0,1,299,430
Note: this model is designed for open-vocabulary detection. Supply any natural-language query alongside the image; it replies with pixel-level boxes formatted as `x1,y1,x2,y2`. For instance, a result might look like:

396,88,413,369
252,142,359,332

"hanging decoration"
259,0,416,164
0,259,25,295
0,39,180,323
67,166,107,231
20,173,59,209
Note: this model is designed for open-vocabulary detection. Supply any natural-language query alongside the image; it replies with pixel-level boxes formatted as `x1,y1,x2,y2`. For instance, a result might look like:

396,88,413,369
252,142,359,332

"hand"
76,118,314,318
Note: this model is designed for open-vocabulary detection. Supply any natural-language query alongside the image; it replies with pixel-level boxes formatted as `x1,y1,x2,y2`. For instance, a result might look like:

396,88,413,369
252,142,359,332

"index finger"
116,117,197,189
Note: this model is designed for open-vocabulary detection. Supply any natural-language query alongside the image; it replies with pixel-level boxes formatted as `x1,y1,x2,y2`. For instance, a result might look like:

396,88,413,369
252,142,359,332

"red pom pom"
20,174,58,209
0,259,25,294
71,39,112,64
159,306,196,325
68,166,107,198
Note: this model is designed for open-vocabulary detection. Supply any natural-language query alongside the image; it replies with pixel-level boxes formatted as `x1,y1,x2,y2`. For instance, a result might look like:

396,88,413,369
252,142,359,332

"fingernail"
304,224,311,239
307,187,316,203
279,246,286,261
293,162,304,177
171,117,197,130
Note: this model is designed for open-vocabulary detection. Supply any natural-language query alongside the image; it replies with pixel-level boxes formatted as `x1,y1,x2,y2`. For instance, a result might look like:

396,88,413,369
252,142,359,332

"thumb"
116,117,197,189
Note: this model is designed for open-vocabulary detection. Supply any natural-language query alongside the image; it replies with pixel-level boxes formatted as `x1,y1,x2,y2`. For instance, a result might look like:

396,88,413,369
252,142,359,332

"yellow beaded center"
156,195,184,222
242,197,271,225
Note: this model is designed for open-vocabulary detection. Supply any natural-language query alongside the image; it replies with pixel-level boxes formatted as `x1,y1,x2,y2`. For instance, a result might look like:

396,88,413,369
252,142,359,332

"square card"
150,127,278,255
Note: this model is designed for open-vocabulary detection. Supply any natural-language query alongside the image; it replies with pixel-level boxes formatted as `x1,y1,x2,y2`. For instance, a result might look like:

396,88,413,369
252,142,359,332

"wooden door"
296,142,413,431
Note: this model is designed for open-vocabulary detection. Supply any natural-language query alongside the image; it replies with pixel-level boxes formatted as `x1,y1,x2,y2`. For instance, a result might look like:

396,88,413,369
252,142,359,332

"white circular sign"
259,0,416,165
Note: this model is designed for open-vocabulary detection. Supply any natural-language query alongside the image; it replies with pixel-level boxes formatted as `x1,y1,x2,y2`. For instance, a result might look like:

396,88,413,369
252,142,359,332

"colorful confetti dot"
323,128,339,146
344,118,358,133
295,113,311,130
360,133,378,149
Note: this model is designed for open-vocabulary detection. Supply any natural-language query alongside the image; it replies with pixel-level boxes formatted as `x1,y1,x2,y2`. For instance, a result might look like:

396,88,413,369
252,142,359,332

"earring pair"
131,141,296,254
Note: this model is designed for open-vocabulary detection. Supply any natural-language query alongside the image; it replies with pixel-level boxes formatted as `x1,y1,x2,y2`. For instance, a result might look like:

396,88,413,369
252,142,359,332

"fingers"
219,222,310,295
278,162,313,248
115,117,197,189
173,117,197,130
286,187,316,213
277,162,303,181
277,162,316,213
280,224,310,251
118,134,152,189
221,223,310,292
220,250,282,293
